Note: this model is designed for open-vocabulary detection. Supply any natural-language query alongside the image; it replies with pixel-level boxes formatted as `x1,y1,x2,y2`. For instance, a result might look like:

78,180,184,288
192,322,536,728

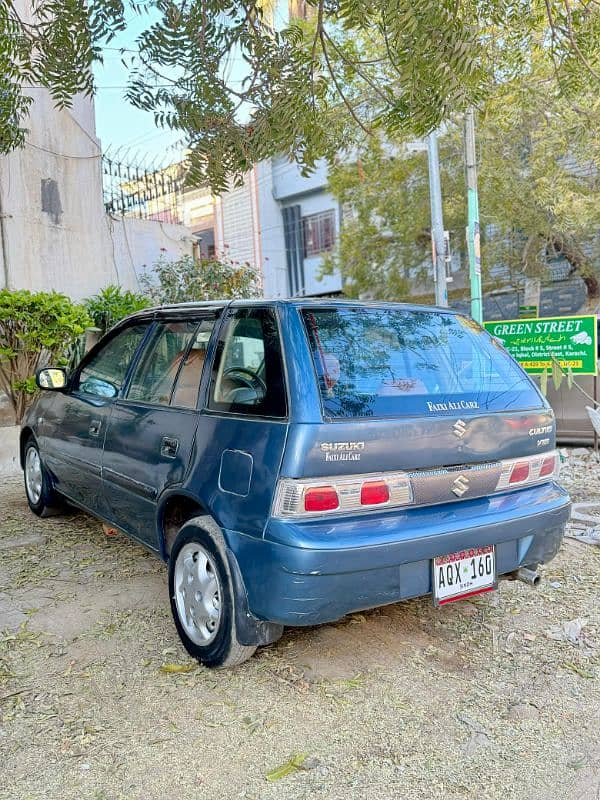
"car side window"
77,324,148,398
126,321,201,407
208,308,286,418
171,319,215,408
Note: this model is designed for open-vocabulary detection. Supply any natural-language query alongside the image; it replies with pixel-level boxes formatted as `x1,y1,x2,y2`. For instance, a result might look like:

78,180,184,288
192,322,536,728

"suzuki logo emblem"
453,419,467,439
452,474,470,497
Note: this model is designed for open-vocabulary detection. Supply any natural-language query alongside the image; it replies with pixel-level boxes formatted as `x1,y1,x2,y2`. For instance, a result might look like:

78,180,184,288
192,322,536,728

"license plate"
432,545,496,606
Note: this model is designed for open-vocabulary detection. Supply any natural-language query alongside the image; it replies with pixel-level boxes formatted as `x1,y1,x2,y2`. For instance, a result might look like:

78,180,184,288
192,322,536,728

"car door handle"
89,419,102,436
161,436,179,459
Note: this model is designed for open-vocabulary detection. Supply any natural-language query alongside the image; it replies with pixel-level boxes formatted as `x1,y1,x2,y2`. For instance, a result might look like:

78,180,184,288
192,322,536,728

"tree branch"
323,29,390,105
563,0,600,79
319,27,372,136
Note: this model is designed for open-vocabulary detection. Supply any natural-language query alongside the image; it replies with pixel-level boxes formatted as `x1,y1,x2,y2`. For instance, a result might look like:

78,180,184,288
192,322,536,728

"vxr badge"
453,419,467,439
452,474,469,497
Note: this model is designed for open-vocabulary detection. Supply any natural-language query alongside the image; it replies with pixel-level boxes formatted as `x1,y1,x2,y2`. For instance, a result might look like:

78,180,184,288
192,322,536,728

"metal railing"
102,153,187,225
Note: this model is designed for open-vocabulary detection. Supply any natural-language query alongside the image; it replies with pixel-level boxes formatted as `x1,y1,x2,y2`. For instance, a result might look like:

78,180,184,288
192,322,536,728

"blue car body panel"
187,412,288,536
102,400,200,549
22,298,571,631
223,482,569,624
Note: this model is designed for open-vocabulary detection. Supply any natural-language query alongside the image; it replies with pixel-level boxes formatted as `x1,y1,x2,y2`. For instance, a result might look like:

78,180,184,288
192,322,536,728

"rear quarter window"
208,308,287,418
301,307,543,419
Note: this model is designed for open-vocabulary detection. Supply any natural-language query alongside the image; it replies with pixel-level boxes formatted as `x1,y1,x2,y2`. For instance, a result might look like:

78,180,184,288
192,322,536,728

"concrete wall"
0,87,115,299
0,112,193,300
105,215,193,293
0,425,20,475
271,156,330,201
0,1,111,296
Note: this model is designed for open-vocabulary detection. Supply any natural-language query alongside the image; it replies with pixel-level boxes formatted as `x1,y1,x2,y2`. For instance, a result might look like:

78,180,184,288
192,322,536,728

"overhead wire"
24,140,102,159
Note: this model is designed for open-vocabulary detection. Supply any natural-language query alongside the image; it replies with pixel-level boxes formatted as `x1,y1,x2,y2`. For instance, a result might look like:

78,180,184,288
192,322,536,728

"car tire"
23,437,64,517
168,524,257,669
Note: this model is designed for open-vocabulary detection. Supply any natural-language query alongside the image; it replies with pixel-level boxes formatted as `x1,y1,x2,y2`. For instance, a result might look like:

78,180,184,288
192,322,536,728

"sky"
93,11,184,168
93,2,289,169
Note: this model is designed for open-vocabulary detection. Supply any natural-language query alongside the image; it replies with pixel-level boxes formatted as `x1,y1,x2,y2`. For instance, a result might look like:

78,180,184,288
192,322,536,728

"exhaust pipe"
513,567,541,587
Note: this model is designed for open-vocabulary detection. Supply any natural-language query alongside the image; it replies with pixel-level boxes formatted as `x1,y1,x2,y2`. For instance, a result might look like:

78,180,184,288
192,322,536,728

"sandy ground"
0,462,599,800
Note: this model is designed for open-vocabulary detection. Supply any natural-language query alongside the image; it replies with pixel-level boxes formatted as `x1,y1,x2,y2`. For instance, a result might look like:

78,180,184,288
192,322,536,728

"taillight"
273,450,560,518
509,462,530,484
360,481,390,505
539,454,556,477
273,472,413,518
304,486,339,512
495,450,559,491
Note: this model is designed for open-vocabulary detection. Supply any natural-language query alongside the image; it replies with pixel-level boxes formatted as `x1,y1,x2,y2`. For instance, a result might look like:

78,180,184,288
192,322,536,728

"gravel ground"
0,457,599,800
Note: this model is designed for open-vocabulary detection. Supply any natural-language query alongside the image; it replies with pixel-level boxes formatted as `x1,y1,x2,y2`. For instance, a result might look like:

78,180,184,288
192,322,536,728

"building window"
302,210,336,257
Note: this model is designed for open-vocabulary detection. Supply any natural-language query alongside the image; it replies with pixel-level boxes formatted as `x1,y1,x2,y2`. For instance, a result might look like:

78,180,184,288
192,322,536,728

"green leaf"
139,253,261,305
562,661,594,679
84,285,148,335
2,0,599,192
265,753,308,782
159,663,196,674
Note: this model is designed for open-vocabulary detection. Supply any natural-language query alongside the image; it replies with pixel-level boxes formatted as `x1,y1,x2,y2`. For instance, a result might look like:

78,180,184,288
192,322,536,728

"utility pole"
427,131,448,307
465,108,483,323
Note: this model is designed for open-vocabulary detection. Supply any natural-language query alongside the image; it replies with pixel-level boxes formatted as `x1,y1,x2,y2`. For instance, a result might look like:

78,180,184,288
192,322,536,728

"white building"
179,158,344,299
257,157,343,298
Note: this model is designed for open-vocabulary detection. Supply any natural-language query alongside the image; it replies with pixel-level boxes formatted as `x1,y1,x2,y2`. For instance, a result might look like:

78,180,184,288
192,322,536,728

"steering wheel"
222,367,267,399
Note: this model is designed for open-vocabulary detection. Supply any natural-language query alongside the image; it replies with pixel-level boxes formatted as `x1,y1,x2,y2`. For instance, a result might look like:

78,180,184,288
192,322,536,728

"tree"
140,252,262,304
323,51,600,301
0,289,90,422
1,1,599,191
324,138,465,300
478,56,600,295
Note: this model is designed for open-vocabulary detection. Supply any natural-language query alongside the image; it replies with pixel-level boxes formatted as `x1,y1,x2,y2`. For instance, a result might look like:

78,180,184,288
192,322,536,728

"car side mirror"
36,367,67,391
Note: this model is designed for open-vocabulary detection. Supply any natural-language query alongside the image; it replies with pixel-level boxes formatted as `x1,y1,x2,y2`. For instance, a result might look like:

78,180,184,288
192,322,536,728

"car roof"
124,298,460,321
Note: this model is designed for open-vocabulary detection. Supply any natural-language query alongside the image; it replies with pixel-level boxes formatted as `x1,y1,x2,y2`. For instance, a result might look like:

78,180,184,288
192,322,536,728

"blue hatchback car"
22,300,570,667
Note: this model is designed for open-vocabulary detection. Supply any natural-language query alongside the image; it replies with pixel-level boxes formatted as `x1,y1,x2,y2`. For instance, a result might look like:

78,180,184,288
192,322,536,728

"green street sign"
484,314,598,375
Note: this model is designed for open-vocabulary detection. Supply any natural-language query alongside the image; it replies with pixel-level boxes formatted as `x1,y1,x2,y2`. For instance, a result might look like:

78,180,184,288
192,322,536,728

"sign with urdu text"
483,315,598,375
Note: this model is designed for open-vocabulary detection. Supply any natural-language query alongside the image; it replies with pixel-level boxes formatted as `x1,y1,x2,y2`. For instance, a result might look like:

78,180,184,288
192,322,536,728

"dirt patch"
0,466,599,800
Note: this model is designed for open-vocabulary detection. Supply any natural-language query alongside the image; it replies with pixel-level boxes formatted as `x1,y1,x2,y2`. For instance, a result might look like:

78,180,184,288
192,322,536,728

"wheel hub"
25,448,43,505
174,543,222,645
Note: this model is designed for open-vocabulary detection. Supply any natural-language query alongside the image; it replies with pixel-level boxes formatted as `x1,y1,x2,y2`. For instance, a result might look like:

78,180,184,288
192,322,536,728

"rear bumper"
224,482,570,626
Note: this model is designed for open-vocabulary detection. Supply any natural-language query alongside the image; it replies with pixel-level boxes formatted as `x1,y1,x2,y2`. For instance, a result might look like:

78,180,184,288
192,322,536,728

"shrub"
0,289,90,423
140,253,262,305
84,285,148,335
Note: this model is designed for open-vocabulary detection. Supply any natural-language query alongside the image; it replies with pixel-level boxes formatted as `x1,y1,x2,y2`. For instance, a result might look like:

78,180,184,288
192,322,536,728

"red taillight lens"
304,486,339,512
539,454,556,477
509,462,530,484
360,480,390,505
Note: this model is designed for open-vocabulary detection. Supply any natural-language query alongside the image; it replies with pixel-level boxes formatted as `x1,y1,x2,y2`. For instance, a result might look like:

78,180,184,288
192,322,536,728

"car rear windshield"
301,307,543,419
